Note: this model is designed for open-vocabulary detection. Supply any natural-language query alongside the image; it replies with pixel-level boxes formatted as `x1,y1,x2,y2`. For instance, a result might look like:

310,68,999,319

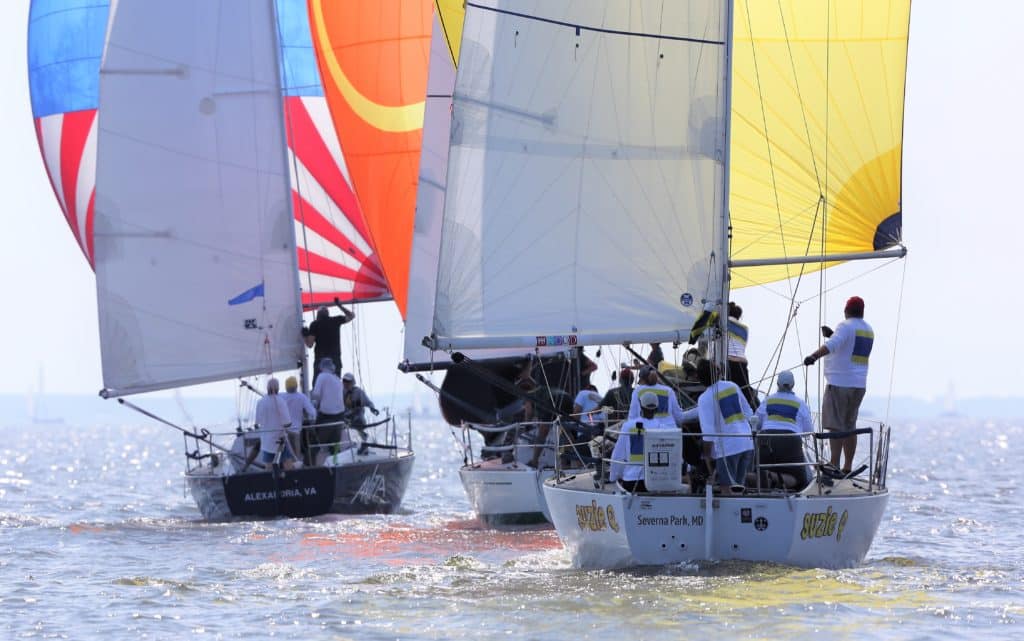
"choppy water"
0,416,1020,640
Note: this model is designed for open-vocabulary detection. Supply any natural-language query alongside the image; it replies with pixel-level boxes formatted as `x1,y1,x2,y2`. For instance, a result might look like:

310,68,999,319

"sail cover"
277,0,390,307
27,0,112,267
307,0,434,319
431,0,731,350
94,0,304,395
729,1,911,287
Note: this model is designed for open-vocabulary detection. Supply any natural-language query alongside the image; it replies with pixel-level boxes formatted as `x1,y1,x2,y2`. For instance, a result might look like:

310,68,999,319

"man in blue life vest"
754,370,812,488
610,391,675,492
681,359,755,494
804,296,874,476
626,365,687,425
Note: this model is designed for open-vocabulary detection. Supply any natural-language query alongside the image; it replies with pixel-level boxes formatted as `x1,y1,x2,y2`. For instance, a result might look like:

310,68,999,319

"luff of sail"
307,0,434,319
277,0,391,307
431,1,731,350
94,0,304,396
729,1,911,287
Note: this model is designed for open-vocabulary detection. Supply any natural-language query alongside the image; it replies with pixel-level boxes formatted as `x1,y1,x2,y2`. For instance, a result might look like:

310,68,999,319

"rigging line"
776,0,823,192
795,257,903,306
884,255,908,426
742,0,795,291
464,2,726,45
755,196,825,392
816,1,833,421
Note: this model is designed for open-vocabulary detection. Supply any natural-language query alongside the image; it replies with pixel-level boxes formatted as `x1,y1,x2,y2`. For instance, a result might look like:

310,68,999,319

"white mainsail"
94,0,303,396
431,1,731,350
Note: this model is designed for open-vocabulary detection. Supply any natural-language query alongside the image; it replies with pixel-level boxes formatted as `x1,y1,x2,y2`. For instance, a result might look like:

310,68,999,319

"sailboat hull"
186,450,414,520
543,472,888,569
459,461,554,525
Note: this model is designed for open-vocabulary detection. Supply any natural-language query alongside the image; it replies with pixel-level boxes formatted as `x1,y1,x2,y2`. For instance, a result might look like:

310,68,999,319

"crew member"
754,370,812,488
307,297,355,384
803,296,874,476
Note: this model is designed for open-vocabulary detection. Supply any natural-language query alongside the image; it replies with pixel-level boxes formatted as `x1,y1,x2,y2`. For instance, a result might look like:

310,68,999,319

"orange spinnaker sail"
308,0,433,318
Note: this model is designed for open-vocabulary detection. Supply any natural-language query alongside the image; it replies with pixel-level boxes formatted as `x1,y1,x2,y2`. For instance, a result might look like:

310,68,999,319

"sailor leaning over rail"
610,391,679,493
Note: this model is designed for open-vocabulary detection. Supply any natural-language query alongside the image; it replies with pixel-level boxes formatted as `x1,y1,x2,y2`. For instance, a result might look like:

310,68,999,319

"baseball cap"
640,392,659,409
342,372,355,382
845,296,865,314
777,370,795,390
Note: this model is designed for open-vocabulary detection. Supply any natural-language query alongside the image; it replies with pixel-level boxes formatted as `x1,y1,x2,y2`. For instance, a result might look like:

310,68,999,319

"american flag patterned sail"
27,0,110,268
278,0,390,307
27,0,389,306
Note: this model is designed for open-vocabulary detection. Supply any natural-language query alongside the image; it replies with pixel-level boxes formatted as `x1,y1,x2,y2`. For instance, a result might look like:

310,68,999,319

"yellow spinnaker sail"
730,1,910,289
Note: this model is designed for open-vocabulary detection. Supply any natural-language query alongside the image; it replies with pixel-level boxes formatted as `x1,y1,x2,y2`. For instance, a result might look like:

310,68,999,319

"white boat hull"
543,472,888,569
459,459,555,525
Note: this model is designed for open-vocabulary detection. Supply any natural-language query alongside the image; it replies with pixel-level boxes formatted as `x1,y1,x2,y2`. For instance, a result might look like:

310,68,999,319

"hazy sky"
2,2,1021,407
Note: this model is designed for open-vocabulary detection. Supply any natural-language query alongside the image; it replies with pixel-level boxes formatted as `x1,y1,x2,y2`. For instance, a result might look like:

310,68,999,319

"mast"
716,0,736,380
270,0,310,394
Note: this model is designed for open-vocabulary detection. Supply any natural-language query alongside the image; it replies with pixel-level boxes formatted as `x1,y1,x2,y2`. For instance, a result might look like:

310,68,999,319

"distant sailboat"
27,366,64,426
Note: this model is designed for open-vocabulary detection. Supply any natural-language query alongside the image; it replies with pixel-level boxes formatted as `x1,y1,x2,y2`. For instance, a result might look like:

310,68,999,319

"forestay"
94,0,303,396
432,0,731,350
729,1,911,286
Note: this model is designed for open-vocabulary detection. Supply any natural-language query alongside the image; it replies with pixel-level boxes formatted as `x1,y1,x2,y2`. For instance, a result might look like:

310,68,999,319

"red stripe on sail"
84,189,96,266
291,191,386,283
34,116,87,259
284,97,372,244
297,248,388,288
58,110,94,239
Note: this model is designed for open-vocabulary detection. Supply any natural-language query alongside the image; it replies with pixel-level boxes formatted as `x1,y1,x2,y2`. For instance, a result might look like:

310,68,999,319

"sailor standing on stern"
804,296,874,476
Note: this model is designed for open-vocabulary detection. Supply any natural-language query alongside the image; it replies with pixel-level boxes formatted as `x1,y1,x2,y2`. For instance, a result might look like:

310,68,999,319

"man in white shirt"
573,384,606,427
252,377,296,468
311,358,349,457
804,296,874,475
281,376,316,465
626,365,688,425
609,391,678,492
754,370,813,488
682,359,755,494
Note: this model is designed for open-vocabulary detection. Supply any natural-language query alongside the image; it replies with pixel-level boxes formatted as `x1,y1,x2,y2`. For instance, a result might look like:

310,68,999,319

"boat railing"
564,419,891,495
457,419,599,468
182,411,409,475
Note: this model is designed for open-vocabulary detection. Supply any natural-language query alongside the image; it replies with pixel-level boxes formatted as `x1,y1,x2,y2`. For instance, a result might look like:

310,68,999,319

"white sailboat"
404,3,589,525
427,0,907,566
93,0,414,520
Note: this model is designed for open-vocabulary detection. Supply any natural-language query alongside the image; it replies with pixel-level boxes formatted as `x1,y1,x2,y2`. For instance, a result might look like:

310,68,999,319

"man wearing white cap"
609,391,678,492
252,377,296,468
754,370,813,488
342,372,378,429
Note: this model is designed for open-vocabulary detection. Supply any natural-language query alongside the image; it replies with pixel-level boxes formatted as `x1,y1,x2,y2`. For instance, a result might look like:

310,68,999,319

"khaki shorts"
822,385,866,431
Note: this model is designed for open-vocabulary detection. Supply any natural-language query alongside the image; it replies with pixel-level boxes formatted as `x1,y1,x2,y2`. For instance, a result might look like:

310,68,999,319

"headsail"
431,1,731,350
729,1,911,287
27,0,112,267
307,0,434,318
277,0,390,307
94,0,303,396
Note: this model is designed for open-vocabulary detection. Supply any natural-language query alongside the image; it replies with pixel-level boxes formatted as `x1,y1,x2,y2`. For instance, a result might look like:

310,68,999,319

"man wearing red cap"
803,296,874,476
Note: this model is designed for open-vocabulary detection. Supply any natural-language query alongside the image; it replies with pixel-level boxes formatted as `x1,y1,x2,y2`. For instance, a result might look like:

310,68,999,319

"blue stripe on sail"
228,283,265,305
276,0,324,97
27,0,111,118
